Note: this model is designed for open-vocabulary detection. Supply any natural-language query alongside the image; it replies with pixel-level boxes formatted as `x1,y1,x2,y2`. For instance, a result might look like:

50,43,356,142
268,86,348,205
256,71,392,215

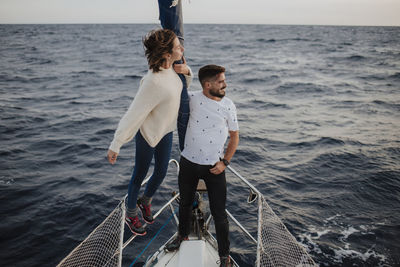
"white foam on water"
308,226,331,239
341,226,359,240
325,214,341,222
298,215,389,266
333,247,387,266
298,230,324,255
0,176,15,185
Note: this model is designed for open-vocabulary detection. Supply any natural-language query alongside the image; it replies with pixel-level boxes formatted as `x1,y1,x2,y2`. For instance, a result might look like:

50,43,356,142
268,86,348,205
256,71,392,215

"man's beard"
209,87,226,98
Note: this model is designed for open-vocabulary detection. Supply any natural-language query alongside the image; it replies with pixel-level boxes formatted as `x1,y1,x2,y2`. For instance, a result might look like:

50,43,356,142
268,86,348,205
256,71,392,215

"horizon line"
1,22,399,27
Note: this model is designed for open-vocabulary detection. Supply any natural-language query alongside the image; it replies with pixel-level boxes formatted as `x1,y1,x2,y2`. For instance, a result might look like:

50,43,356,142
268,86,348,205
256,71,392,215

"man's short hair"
198,65,225,87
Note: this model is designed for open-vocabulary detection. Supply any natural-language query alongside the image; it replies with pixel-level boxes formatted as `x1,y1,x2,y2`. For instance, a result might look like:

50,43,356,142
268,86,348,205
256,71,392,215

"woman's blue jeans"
126,131,173,210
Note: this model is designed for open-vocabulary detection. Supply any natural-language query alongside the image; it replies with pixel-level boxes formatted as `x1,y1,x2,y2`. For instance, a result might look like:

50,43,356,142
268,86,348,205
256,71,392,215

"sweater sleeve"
184,66,193,88
109,76,162,154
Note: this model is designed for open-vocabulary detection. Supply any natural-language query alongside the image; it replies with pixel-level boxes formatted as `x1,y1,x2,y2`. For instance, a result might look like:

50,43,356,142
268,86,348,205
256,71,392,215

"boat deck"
145,236,221,267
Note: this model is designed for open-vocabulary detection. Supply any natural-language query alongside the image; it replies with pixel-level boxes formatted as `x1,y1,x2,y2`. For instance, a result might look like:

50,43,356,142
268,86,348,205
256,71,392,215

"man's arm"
223,130,239,162
210,130,239,175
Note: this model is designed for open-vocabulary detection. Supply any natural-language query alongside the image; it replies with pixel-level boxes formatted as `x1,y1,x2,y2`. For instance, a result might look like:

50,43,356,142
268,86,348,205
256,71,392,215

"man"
165,65,239,267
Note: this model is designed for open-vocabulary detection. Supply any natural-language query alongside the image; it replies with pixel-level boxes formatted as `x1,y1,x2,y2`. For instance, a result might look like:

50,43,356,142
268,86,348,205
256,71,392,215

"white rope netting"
57,193,316,267
256,196,317,267
57,201,125,267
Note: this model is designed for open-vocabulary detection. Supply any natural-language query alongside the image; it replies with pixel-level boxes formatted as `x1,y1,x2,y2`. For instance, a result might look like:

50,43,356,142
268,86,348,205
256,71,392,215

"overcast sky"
1,0,399,26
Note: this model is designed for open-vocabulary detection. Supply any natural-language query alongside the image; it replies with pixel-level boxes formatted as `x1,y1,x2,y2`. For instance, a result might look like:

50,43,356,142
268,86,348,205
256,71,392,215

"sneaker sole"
125,220,147,236
141,213,154,225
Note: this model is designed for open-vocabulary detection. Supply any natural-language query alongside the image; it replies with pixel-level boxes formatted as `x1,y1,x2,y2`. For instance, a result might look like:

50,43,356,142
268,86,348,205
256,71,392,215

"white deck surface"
145,238,220,267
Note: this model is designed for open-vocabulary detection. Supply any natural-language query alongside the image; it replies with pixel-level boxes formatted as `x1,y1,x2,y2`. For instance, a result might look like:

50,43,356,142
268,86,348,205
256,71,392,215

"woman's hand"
173,56,190,75
107,149,118,165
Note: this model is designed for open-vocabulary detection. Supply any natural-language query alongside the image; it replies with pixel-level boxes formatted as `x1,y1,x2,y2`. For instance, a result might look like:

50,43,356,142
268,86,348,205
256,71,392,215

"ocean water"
0,24,399,267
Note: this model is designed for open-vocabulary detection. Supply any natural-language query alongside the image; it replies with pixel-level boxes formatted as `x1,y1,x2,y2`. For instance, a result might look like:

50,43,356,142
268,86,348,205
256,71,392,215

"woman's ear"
162,52,171,60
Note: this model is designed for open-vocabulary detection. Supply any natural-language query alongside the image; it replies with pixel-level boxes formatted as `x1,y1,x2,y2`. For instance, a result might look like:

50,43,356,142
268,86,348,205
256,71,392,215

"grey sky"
0,0,399,26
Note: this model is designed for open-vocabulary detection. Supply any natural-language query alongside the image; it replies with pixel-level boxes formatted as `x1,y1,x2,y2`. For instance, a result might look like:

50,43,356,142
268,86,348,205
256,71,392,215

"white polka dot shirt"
181,91,239,165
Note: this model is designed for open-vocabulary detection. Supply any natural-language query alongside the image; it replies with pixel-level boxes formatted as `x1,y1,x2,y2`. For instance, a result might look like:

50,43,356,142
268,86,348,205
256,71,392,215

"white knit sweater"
109,67,192,153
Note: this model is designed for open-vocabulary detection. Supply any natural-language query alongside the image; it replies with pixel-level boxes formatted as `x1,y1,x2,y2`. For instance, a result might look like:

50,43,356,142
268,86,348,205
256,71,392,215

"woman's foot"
125,216,146,235
137,197,154,224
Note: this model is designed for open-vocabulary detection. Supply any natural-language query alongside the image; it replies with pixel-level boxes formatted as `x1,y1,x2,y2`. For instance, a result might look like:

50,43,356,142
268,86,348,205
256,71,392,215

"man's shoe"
164,235,188,252
219,256,232,267
137,198,154,224
125,216,146,236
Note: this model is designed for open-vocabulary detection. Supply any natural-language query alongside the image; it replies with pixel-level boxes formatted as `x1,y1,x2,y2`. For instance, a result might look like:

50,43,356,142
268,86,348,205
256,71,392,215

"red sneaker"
125,216,146,235
137,198,154,224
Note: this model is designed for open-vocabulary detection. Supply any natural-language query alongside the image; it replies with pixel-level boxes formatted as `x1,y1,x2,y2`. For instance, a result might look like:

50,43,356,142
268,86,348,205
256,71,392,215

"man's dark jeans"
178,156,230,257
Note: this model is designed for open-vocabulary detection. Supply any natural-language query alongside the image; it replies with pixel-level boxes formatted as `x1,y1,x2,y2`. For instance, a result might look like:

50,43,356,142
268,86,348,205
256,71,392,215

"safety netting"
256,195,317,267
57,201,125,267
57,194,316,267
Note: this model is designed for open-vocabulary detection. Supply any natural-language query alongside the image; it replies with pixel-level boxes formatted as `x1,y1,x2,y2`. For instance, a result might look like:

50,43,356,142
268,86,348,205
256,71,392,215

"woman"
107,29,192,235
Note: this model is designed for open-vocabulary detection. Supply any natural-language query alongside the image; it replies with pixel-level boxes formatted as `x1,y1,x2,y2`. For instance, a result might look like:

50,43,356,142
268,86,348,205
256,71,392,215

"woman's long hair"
143,29,177,73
